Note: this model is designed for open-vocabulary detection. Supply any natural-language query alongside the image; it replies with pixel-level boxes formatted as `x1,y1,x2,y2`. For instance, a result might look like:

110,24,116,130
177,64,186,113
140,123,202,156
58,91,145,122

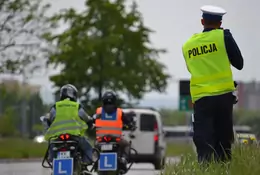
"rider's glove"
129,122,136,131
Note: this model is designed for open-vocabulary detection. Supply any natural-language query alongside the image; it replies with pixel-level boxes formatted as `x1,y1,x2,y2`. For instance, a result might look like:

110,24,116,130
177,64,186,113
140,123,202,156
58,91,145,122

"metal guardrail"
122,106,158,112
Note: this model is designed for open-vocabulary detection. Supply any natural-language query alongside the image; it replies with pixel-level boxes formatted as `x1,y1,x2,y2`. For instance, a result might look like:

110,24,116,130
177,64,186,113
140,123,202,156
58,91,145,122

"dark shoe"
81,170,92,175
81,164,92,175
81,162,91,170
119,157,128,174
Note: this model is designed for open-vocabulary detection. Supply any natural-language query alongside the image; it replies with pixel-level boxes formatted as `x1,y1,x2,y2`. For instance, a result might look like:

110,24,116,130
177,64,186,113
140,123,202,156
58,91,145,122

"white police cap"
200,5,226,16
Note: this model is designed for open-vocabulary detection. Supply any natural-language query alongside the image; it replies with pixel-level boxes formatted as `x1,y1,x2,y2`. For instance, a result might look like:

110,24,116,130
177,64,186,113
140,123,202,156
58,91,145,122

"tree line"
0,0,170,114
0,80,48,138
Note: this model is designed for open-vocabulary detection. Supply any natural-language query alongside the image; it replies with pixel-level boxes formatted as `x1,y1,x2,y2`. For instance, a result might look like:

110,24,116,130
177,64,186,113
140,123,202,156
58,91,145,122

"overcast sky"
26,0,259,106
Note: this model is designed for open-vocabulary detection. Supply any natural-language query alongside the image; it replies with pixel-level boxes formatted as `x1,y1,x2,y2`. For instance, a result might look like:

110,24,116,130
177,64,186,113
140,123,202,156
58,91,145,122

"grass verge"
0,138,47,159
163,144,260,175
0,138,194,159
166,142,194,157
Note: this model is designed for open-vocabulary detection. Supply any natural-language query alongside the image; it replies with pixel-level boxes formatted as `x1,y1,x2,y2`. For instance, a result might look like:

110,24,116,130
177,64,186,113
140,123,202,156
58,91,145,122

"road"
0,157,179,175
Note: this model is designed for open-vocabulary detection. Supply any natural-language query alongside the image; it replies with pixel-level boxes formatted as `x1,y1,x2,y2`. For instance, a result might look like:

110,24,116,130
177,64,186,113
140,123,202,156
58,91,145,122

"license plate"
101,144,113,151
57,151,71,159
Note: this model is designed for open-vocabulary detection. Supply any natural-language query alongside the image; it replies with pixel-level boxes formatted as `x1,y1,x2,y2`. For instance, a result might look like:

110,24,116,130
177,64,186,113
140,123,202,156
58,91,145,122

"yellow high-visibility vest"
44,99,88,140
182,29,235,102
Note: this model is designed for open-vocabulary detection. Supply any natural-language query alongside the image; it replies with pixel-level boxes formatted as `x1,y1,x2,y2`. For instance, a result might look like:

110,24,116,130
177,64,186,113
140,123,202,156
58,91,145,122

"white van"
122,107,166,170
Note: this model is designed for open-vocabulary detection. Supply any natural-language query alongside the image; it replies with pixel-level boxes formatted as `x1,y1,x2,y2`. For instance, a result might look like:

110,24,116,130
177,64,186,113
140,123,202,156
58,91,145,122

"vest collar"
203,28,215,32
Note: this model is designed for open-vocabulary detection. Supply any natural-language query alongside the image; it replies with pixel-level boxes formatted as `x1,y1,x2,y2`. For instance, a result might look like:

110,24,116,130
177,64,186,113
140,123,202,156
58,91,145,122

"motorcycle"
40,116,99,175
93,127,137,175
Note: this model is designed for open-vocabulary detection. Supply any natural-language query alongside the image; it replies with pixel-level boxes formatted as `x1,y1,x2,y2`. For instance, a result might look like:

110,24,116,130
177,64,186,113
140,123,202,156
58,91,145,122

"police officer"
44,84,94,170
182,5,243,163
92,91,135,173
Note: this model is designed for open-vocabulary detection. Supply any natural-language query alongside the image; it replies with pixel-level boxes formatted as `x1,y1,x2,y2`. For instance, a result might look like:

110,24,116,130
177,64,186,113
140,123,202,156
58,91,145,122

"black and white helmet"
60,84,78,101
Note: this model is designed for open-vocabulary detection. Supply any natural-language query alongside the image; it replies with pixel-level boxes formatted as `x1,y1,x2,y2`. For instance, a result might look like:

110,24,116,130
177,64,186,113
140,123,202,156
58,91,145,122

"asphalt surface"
0,157,180,175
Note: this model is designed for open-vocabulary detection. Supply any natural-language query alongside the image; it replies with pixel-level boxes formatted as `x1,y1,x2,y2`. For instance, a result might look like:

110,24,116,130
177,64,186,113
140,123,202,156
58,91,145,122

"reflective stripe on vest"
44,99,88,140
95,107,123,137
49,119,84,127
96,127,122,137
182,29,235,102
45,126,83,135
46,119,86,135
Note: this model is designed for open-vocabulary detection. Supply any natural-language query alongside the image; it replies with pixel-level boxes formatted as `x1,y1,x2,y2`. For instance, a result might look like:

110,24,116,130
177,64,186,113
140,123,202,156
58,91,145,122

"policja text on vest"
188,43,217,58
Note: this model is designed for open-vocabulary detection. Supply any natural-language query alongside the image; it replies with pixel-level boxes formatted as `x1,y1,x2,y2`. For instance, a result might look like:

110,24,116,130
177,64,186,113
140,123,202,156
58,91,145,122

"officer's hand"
232,86,238,104
232,94,238,104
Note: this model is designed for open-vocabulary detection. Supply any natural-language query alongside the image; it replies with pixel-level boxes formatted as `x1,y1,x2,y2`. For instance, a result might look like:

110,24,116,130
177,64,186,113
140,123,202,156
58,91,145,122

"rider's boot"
119,156,128,174
81,171,92,175
81,161,92,174
81,165,92,175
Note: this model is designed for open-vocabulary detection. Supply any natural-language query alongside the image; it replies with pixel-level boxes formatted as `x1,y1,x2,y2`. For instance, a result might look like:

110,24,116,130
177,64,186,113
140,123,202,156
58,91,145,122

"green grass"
0,138,194,159
0,138,47,159
166,142,195,157
163,144,260,175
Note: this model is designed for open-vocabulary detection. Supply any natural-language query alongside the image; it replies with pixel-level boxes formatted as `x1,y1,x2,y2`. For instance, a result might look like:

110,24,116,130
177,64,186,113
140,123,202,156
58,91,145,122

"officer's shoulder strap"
183,34,197,47
190,32,200,39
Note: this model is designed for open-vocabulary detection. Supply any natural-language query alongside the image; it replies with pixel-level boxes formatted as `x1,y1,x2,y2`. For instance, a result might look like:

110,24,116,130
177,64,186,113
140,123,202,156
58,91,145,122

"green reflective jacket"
44,99,88,140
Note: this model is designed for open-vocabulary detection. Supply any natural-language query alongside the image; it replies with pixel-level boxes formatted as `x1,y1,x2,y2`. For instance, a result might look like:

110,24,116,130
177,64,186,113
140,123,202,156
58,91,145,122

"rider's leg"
48,143,54,162
118,138,130,172
78,136,93,164
119,138,130,160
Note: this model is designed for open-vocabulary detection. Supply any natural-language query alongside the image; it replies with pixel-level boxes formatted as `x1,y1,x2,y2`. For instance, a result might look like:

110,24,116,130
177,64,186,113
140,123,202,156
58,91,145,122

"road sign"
53,158,73,175
179,95,193,111
98,152,117,171
179,80,193,111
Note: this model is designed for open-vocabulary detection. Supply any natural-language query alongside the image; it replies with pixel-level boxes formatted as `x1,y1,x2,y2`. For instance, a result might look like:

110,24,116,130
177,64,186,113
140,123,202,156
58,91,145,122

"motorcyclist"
92,91,135,173
43,84,94,170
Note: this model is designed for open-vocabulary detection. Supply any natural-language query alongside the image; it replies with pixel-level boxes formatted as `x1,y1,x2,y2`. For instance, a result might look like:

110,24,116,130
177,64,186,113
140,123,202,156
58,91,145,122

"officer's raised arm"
223,29,244,70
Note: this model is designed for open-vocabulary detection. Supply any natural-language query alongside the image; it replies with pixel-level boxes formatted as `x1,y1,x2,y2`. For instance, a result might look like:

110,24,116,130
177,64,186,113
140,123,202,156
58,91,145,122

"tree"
45,0,170,110
0,80,48,137
0,107,18,137
0,0,51,76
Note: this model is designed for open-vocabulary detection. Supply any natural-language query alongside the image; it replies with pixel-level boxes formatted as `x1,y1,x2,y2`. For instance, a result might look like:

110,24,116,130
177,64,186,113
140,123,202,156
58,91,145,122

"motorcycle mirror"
95,114,102,119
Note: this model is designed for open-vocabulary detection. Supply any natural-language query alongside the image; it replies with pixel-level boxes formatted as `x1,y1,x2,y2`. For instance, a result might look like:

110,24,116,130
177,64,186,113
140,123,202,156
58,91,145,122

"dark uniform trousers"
193,92,234,163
